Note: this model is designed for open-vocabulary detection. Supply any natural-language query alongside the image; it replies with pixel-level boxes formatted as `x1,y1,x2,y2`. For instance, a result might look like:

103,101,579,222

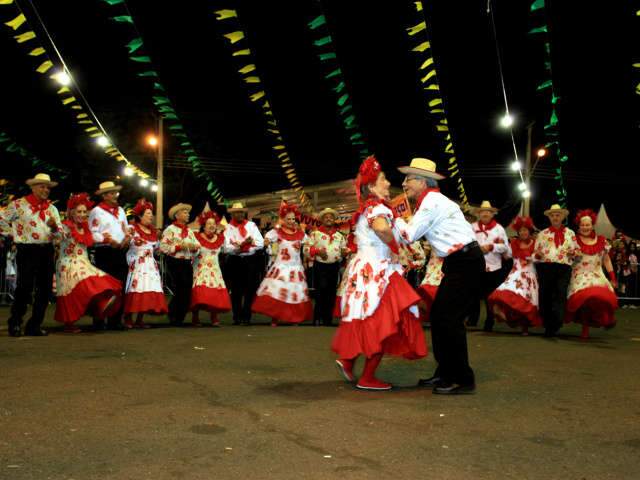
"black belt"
460,241,479,253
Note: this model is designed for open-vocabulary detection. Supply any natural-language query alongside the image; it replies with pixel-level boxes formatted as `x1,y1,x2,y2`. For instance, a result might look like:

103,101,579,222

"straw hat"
168,203,192,220
474,200,498,215
544,204,569,218
227,201,248,212
397,157,446,180
318,207,338,219
95,181,122,195
25,173,58,187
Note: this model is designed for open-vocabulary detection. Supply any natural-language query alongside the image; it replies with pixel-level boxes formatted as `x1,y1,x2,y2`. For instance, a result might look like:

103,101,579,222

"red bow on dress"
25,194,51,221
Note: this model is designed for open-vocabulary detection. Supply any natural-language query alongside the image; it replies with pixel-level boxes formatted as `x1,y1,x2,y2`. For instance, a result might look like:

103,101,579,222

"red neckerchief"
278,226,305,242
172,221,189,239
415,188,440,211
476,219,498,237
318,225,337,242
196,231,224,249
548,226,566,248
98,201,119,219
577,234,606,255
134,222,158,242
25,194,51,221
346,233,357,254
63,219,94,247
230,218,248,237
351,195,393,226
511,237,535,260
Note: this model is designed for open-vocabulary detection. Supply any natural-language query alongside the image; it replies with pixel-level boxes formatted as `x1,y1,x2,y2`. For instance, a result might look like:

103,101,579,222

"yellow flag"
78,120,93,124
71,105,82,110
0,0,15,3
448,156,457,164
428,98,443,108
436,125,449,132
415,1,423,12
243,76,260,83
57,87,70,94
429,108,444,114
85,126,98,132
238,64,256,74
76,113,88,119
36,60,53,73
214,9,237,20
223,31,245,44
5,13,26,31
14,31,35,43
419,57,434,71
272,145,285,150
250,90,265,102
424,83,440,90
406,22,426,36
420,69,436,82
61,96,76,105
89,132,102,138
233,49,251,56
115,155,125,161
28,47,45,56
412,41,430,52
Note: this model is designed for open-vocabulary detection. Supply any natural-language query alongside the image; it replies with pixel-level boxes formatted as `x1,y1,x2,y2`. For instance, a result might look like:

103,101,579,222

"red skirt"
565,286,618,328
332,272,427,360
252,295,313,323
55,275,122,324
417,284,438,321
333,295,342,318
124,291,168,314
190,286,231,313
488,290,542,328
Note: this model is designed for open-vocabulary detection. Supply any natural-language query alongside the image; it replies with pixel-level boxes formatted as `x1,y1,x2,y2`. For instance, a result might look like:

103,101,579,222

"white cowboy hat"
317,207,338,219
168,203,192,220
544,204,569,218
474,200,498,215
397,157,446,180
25,173,58,187
95,181,123,195
227,201,248,212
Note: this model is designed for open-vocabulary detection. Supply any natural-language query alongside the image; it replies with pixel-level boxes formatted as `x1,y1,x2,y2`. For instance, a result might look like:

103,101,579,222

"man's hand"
134,237,144,247
319,248,328,261
46,217,58,229
481,244,494,254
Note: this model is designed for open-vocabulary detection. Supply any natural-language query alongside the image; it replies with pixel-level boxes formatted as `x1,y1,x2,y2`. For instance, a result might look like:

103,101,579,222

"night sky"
1,1,637,234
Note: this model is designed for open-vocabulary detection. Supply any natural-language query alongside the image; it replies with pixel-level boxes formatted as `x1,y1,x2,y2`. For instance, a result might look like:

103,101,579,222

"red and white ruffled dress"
190,232,231,313
418,254,444,320
565,235,618,328
252,227,313,323
124,224,168,315
54,221,122,324
331,201,427,360
488,238,542,328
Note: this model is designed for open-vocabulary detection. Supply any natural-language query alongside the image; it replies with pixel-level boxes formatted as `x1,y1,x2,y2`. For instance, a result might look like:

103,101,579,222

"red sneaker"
335,359,355,383
124,319,134,330
356,378,392,391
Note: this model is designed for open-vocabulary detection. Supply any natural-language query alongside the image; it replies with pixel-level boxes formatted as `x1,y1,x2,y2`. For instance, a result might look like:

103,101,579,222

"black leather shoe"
24,328,48,337
106,322,126,331
417,376,443,388
433,383,476,395
8,324,22,337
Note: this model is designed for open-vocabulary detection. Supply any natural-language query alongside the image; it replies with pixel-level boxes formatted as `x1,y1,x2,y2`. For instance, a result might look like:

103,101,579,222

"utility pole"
156,116,164,229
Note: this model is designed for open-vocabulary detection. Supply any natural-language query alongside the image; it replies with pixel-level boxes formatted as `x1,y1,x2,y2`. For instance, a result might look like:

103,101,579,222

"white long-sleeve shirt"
89,203,128,245
472,221,512,272
223,220,264,256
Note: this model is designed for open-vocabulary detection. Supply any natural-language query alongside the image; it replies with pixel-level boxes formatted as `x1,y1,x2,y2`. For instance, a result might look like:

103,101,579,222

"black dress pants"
92,246,128,325
536,262,572,336
165,256,193,325
312,261,340,326
468,259,513,331
226,254,263,324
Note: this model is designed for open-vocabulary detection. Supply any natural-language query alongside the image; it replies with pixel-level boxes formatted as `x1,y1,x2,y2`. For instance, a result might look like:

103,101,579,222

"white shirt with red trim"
394,191,476,258
223,220,264,256
89,204,128,245
0,196,61,244
160,224,199,260
305,228,346,264
534,227,579,266
472,221,512,272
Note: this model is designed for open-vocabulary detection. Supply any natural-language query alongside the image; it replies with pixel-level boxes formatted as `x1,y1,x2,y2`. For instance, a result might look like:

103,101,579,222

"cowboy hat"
168,203,192,220
227,201,248,212
25,173,58,187
544,204,569,218
474,200,498,215
317,207,338,219
95,181,123,195
397,157,446,180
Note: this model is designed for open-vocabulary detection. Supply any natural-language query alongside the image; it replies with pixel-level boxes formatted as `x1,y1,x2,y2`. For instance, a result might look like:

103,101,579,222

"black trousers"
429,244,485,386
226,254,263,324
468,259,513,331
165,256,193,325
9,243,55,331
92,246,128,325
312,261,340,325
536,262,572,336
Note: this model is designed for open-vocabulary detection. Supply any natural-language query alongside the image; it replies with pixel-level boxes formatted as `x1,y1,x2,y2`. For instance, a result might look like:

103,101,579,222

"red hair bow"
574,209,597,226
512,216,535,232
132,198,154,218
279,200,300,219
199,210,220,224
355,155,382,203
67,192,94,211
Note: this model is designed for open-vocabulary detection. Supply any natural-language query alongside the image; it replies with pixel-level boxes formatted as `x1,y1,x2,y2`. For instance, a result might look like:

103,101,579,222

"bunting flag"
0,130,70,180
98,0,224,202
0,1,152,181
213,4,312,210
406,2,469,206
528,0,568,207
307,11,370,160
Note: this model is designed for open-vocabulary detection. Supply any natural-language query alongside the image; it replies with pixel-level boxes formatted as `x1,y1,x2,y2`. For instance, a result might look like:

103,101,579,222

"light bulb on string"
52,70,71,86
522,190,531,198
537,148,547,158
123,166,134,176
517,182,527,191
96,136,109,147
139,178,149,187
500,113,514,128
151,184,158,192
510,160,522,171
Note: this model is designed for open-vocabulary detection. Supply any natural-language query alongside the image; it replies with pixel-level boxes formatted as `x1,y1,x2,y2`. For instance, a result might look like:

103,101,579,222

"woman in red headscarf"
488,216,542,335
251,201,313,326
565,209,618,339
52,193,122,333
190,211,231,327
332,156,427,391
123,199,167,329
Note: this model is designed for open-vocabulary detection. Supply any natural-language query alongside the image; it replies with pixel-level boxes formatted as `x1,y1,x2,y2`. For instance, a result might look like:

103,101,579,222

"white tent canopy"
595,204,617,239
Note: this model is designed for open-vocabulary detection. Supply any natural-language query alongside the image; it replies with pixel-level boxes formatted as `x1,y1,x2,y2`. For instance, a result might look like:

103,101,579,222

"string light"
517,182,528,191
139,178,149,187
151,184,158,192
510,160,522,171
500,113,514,129
52,70,71,86
522,190,531,198
96,135,109,147
123,166,134,176
146,135,158,147
537,147,547,158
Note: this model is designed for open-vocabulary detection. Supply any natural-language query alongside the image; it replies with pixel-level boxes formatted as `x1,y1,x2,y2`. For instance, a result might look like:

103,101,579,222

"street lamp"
145,121,164,228
146,135,158,147
536,147,547,158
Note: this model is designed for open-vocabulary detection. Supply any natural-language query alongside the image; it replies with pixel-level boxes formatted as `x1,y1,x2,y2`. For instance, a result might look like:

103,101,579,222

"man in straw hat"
0,173,61,336
394,158,484,394
223,202,264,326
534,204,578,337
161,203,200,326
306,207,348,326
88,181,131,330
468,200,512,332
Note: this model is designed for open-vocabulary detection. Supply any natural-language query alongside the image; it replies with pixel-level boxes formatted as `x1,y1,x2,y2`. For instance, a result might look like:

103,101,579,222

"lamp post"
147,117,164,228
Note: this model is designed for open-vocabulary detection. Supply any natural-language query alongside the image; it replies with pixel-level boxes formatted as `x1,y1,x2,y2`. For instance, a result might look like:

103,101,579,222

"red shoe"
63,325,82,334
335,359,355,383
271,321,278,327
124,319,134,330
356,378,392,391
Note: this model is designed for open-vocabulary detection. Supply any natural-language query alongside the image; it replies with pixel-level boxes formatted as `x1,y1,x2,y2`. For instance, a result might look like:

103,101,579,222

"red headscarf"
279,200,300,220
132,198,154,218
354,155,381,204
65,193,95,247
512,216,535,233
67,192,94,212
199,210,220,225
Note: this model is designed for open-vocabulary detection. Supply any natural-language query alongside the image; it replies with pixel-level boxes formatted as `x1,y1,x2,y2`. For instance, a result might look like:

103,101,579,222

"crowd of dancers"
0,158,620,393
